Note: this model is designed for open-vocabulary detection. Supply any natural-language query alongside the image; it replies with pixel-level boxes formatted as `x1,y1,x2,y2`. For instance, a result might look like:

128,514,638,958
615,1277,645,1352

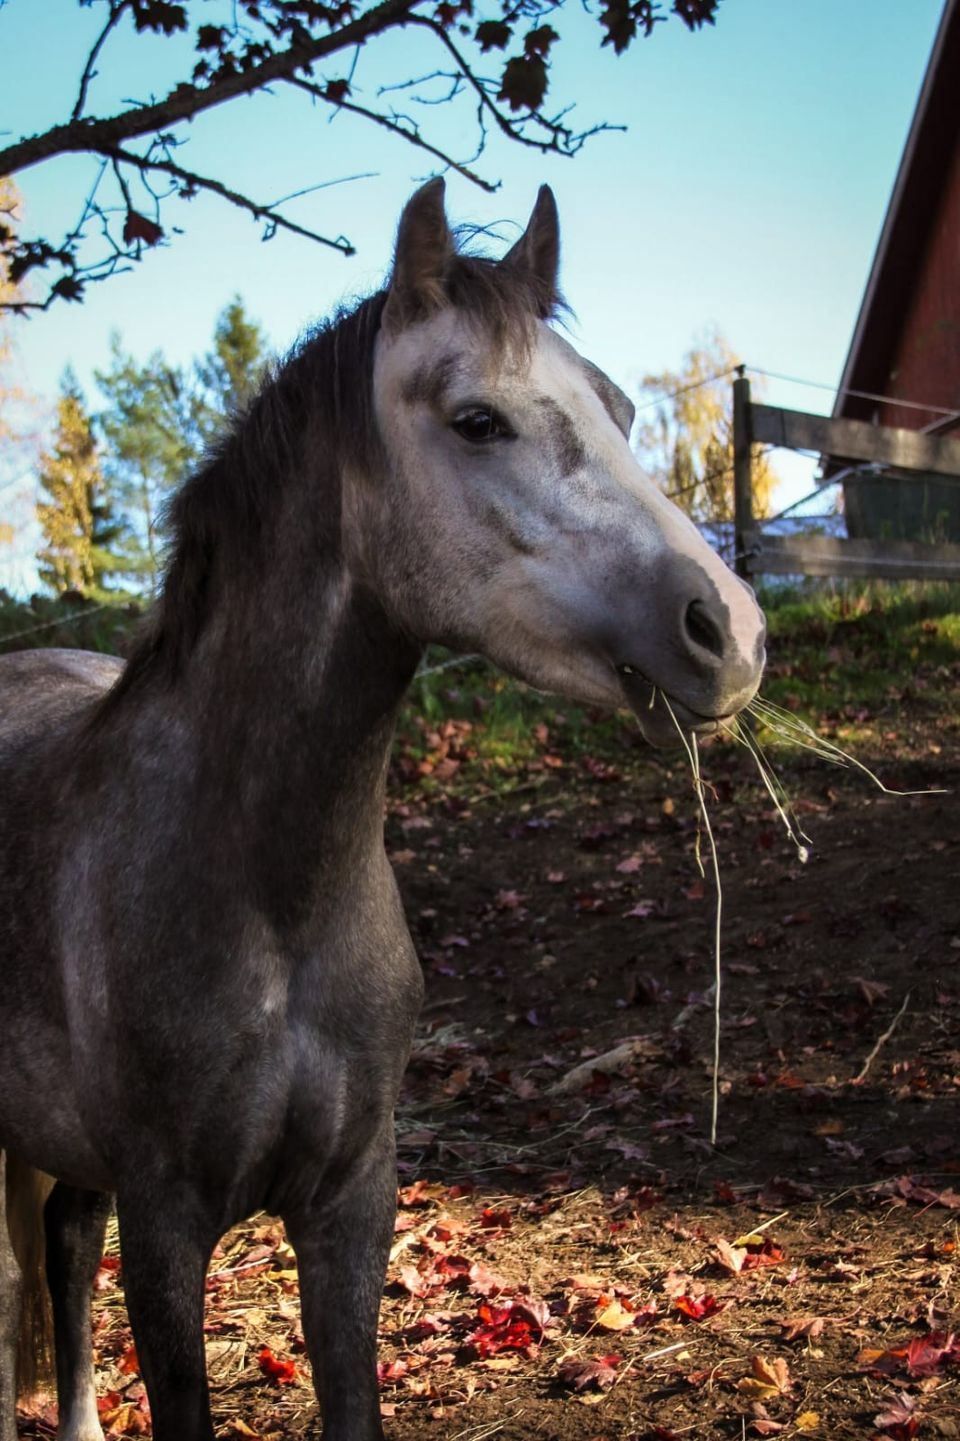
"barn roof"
833,0,960,428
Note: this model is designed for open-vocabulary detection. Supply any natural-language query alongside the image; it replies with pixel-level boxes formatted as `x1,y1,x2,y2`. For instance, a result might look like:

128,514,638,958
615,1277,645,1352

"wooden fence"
732,371,960,581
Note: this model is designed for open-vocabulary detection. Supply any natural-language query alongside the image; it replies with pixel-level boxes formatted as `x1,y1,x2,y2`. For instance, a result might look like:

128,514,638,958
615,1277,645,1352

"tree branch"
102,144,357,254
73,0,132,122
285,74,499,193
408,15,623,157
0,0,421,180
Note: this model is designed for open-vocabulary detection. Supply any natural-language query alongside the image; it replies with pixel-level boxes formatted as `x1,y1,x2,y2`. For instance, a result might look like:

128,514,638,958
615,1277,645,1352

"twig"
852,991,911,1085
73,0,130,121
286,75,498,192
643,1341,691,1362
547,1038,650,1096
101,144,355,255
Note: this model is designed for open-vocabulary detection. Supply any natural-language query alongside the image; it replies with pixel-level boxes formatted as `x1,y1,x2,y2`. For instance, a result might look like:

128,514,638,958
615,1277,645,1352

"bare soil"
17,688,960,1441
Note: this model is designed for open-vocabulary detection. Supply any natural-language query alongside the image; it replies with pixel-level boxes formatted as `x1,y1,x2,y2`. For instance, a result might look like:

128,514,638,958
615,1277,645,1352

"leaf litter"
15,635,960,1441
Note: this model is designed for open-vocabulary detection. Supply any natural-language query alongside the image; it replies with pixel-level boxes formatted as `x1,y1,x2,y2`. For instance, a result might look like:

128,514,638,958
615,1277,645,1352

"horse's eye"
451,408,512,443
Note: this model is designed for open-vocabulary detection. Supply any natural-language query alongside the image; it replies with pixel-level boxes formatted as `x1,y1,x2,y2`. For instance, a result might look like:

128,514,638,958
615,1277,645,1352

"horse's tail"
3,1152,55,1400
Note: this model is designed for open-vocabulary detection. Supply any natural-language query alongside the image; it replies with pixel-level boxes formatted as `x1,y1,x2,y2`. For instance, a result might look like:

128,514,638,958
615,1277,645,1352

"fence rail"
733,372,960,582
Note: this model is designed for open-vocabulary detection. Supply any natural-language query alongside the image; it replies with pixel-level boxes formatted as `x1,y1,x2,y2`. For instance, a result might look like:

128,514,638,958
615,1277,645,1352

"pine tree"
93,299,270,598
36,377,123,598
96,340,200,595
194,297,270,445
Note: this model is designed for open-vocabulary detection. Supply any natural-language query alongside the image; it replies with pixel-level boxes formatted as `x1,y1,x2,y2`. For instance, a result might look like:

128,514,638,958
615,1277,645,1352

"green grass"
757,580,960,728
3,579,957,794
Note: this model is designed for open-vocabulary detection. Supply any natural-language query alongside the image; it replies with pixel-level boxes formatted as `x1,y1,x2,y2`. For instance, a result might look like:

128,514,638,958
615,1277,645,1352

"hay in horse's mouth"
614,663,722,736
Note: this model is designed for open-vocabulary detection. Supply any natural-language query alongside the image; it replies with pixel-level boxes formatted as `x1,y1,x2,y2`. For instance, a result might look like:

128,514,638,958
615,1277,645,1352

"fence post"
732,368,753,581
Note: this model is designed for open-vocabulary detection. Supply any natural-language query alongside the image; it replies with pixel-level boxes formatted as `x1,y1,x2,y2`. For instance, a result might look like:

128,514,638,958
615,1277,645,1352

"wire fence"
0,602,119,650
4,363,951,665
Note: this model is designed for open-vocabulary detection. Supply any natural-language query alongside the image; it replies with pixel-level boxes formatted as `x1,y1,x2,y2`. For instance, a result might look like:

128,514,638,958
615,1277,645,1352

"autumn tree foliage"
634,330,777,524
0,0,719,313
36,377,125,598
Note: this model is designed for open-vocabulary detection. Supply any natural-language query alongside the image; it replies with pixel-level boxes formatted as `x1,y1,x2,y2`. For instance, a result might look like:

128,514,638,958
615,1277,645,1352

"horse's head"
367,179,765,743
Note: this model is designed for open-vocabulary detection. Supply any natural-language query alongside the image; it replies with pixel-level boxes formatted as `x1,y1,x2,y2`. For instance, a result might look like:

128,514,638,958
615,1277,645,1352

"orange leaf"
595,1298,637,1332
674,1294,724,1321
738,1354,792,1399
258,1346,297,1385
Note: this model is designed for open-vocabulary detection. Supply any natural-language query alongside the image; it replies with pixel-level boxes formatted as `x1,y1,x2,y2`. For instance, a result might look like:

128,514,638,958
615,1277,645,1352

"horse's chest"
149,928,421,1203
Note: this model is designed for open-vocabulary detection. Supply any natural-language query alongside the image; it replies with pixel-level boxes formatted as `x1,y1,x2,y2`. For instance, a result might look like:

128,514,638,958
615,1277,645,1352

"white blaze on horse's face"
369,180,766,744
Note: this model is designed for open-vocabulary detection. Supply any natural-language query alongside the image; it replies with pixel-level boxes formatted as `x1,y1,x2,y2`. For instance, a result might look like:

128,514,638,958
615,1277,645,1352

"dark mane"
94,250,555,717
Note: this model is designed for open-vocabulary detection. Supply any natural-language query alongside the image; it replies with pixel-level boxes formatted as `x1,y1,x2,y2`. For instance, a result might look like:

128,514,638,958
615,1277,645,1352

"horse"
0,178,765,1441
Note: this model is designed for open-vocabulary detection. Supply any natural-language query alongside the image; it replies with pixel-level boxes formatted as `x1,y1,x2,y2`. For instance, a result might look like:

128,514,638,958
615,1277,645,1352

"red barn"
832,0,960,540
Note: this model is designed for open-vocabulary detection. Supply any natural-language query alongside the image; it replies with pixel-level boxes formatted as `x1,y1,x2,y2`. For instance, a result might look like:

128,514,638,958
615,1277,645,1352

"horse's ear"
382,177,454,333
502,185,560,318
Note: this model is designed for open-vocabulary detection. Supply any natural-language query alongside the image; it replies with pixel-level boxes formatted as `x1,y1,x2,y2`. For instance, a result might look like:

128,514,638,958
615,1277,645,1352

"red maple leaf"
258,1346,297,1385
465,1301,543,1357
674,1293,724,1321
118,1343,140,1375
905,1330,959,1375
478,1206,512,1230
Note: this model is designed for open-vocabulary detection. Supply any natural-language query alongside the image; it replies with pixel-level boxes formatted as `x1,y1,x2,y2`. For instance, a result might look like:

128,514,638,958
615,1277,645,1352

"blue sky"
0,0,947,591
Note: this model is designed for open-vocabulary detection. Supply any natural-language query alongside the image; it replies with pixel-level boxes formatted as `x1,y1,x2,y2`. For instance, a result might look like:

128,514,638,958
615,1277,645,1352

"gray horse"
0,179,765,1441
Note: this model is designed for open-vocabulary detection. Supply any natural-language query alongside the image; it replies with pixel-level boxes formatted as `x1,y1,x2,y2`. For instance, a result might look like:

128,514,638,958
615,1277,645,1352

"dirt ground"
17,678,960,1440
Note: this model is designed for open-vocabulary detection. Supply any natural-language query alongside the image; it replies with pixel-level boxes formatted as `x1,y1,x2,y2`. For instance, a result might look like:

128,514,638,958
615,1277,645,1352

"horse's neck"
119,512,420,933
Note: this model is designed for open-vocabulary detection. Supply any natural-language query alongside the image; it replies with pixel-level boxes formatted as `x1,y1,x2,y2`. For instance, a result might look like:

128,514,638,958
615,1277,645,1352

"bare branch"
102,144,357,254
73,1,132,122
0,0,421,181
286,75,499,193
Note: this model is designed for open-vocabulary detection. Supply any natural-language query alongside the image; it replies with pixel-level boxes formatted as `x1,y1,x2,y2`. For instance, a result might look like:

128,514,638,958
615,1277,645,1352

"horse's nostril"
684,599,726,661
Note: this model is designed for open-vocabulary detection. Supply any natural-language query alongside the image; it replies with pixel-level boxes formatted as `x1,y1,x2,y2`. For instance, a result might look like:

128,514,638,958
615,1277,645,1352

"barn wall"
879,132,960,435
844,129,960,541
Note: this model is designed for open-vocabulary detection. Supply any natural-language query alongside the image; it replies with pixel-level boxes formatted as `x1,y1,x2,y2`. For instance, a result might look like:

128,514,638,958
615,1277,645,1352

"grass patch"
3,580,957,795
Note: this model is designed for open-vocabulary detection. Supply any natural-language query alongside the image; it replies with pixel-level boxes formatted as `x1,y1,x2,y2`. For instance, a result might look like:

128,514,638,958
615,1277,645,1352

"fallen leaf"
674,1294,724,1321
738,1355,792,1400
227,1421,261,1439
557,1353,620,1392
715,1238,748,1273
782,1316,825,1343
875,1390,922,1436
118,1342,139,1375
595,1297,639,1332
258,1346,298,1385
465,1301,541,1358
905,1329,959,1375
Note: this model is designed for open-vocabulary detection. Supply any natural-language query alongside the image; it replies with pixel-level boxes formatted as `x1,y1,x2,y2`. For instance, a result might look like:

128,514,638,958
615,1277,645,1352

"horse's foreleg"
0,1152,22,1441
283,1129,397,1441
115,1188,217,1441
1,1152,54,1441
44,1184,112,1441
